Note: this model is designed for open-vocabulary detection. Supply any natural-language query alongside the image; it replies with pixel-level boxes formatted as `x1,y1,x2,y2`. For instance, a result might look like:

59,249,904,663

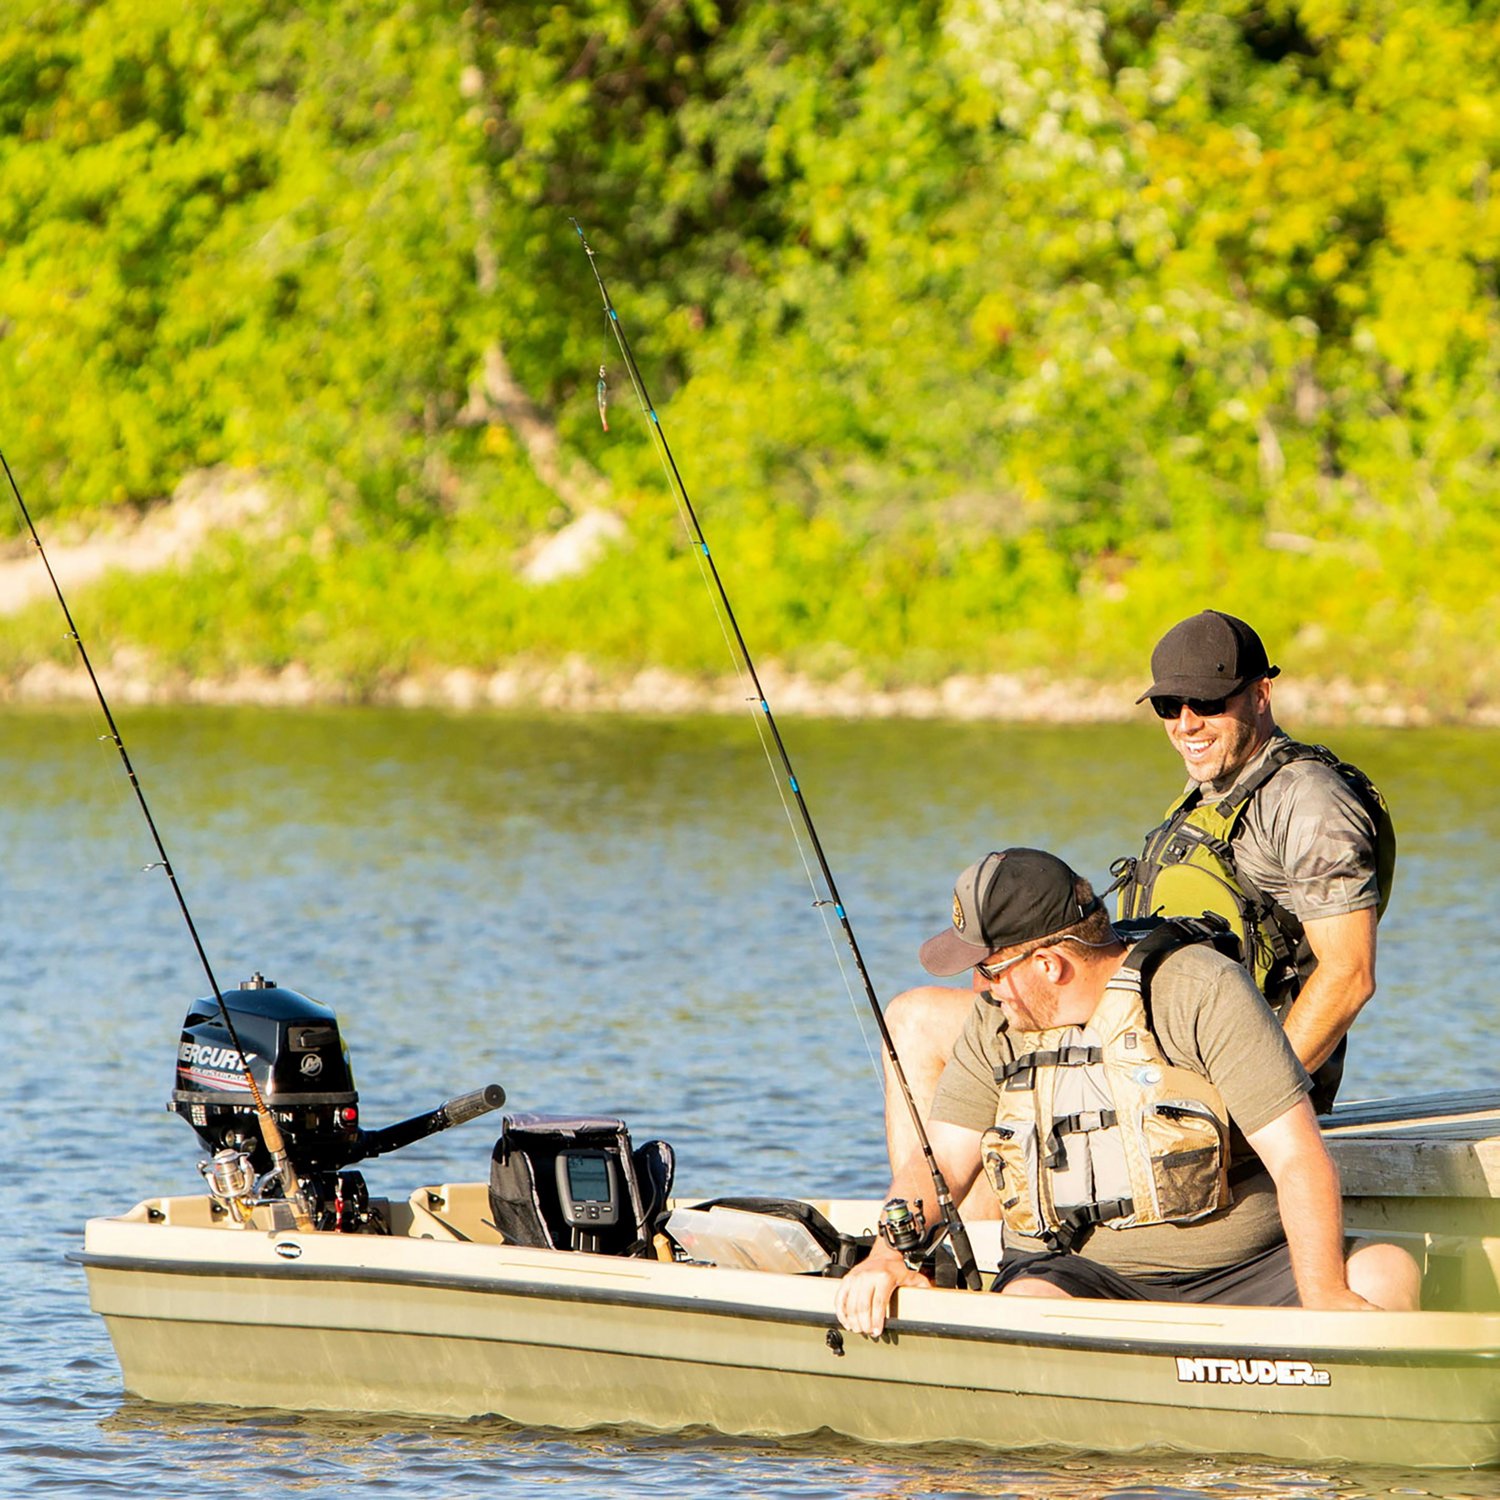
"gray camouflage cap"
918,848,1100,977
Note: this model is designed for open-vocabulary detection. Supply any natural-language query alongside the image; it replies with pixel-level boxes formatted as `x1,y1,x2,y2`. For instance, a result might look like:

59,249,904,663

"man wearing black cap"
1117,609,1392,1114
878,612,1390,1192
834,848,1417,1334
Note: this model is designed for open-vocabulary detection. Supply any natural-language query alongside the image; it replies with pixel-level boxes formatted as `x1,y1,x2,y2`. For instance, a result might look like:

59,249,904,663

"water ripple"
2,707,1496,1498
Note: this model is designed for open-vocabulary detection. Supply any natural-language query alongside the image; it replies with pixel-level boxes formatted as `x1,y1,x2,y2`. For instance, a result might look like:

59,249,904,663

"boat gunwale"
68,1248,1500,1371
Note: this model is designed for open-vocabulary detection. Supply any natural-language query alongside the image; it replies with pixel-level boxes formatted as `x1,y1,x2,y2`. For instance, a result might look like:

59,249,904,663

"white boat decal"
179,1043,259,1070
1175,1355,1331,1386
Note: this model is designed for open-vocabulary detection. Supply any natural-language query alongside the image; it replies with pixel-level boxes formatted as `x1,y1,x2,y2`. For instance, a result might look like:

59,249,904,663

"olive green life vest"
979,919,1236,1253
1114,739,1395,999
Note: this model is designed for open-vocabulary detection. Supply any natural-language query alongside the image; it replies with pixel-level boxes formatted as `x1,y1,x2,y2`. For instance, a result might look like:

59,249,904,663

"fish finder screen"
565,1153,611,1204
554,1148,621,1227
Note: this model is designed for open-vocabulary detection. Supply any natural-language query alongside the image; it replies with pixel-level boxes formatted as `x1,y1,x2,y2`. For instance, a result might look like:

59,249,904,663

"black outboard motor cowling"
168,972,360,1178
168,973,505,1234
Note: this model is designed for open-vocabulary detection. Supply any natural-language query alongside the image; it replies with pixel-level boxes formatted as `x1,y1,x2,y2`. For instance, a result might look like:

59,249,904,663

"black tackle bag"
488,1112,674,1257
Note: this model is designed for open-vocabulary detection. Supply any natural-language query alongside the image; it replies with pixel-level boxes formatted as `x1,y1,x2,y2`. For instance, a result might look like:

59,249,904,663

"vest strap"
996,1045,1103,1090
1046,1197,1136,1252
1043,1109,1120,1169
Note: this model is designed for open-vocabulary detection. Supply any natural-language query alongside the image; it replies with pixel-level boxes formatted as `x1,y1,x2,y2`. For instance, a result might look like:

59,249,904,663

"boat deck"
1322,1087,1500,1309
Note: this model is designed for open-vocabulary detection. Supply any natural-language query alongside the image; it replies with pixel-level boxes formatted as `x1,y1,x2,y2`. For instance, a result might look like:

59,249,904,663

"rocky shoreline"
3,475,1492,728
4,652,1488,727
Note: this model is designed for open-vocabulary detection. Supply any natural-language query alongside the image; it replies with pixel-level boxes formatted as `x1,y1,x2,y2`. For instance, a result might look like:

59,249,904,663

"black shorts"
991,1239,1300,1307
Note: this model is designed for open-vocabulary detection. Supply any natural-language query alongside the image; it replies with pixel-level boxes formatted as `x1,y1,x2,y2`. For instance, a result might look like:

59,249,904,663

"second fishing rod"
0,449,316,1233
572,221,980,1291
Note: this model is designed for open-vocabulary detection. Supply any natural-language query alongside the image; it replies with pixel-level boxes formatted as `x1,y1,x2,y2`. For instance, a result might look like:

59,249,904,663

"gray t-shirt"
931,941,1311,1277
1201,731,1380,924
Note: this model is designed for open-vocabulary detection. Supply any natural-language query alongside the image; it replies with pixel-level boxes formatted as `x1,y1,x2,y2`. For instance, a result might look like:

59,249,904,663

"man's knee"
1346,1241,1422,1311
998,1275,1075,1300
884,985,971,1069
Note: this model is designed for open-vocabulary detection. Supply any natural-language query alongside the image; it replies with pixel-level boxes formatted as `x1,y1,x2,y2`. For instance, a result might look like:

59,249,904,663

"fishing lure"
596,364,609,431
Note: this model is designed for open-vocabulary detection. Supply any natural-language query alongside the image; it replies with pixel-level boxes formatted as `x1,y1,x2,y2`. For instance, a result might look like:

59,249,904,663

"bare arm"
1281,907,1377,1073
833,1120,984,1338
1244,1095,1371,1311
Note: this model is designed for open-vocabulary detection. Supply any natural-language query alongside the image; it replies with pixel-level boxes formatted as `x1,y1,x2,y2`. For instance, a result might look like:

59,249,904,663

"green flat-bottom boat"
74,1087,1500,1469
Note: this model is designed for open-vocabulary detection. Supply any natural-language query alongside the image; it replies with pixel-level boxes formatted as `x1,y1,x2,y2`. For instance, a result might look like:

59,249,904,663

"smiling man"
1113,611,1395,1115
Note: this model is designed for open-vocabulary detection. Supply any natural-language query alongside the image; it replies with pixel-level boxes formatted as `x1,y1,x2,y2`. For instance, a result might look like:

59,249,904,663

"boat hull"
77,1189,1500,1469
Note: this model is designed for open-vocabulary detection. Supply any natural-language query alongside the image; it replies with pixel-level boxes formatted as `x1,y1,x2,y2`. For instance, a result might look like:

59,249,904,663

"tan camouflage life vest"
979,920,1233,1252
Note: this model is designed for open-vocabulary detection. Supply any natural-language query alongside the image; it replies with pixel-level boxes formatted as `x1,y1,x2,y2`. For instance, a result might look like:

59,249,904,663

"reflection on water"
82,1407,1500,1500
1,704,1496,1499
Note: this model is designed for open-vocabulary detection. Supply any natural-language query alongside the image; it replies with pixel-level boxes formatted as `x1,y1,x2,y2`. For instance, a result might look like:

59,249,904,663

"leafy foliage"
0,0,1496,714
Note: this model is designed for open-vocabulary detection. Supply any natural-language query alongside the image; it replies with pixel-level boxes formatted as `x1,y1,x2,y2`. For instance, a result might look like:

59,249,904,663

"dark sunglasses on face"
973,947,1038,982
1151,692,1234,719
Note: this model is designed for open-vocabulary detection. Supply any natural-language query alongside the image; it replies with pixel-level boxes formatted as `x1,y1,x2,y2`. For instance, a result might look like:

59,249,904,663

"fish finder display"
555,1149,621,1227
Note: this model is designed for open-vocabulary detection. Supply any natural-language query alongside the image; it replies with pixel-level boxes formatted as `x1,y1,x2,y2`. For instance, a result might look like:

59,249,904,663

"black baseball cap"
918,848,1101,977
1136,610,1280,704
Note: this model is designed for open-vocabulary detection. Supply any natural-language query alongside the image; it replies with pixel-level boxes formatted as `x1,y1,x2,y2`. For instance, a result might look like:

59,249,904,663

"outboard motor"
168,973,503,1232
170,972,360,1173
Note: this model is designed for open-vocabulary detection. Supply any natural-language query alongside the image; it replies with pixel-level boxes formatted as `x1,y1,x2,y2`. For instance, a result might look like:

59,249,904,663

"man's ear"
1033,948,1067,983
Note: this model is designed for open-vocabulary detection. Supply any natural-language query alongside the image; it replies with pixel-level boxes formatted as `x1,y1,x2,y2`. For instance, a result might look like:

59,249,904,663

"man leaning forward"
834,848,1419,1337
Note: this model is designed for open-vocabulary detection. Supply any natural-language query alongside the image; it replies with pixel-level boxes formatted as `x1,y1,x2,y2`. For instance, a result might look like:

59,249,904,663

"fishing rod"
571,221,980,1291
0,449,314,1232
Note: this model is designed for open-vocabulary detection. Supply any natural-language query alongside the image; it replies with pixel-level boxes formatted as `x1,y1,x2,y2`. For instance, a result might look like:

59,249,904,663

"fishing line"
0,448,314,1231
657,439,883,1082
570,229,893,1084
580,258,878,1082
570,222,979,1289
665,456,880,1077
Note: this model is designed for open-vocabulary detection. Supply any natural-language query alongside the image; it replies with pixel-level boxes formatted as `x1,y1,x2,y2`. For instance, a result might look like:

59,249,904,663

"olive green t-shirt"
930,941,1312,1277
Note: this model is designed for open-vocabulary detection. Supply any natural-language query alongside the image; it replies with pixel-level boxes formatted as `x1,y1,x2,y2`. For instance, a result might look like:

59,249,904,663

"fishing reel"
199,1148,258,1224
196,1141,379,1231
878,1197,949,1272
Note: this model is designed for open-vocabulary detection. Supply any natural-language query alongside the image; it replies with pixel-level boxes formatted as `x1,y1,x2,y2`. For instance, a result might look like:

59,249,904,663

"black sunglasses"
1151,692,1234,719
973,919,1108,981
973,947,1039,982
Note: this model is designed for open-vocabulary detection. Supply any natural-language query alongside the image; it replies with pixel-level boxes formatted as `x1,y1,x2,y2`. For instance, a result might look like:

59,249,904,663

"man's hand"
1298,1285,1377,1312
834,1243,931,1338
839,1122,985,1337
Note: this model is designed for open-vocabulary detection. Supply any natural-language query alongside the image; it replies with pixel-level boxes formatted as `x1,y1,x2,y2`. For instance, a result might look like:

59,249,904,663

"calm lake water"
1,704,1496,1499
